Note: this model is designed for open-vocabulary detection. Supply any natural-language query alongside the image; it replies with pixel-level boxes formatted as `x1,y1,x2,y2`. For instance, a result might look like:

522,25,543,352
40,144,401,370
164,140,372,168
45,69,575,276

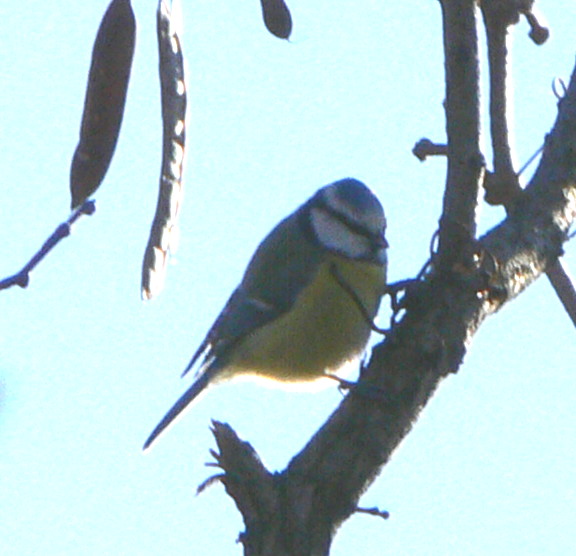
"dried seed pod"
69,0,136,209
260,0,292,40
141,0,187,300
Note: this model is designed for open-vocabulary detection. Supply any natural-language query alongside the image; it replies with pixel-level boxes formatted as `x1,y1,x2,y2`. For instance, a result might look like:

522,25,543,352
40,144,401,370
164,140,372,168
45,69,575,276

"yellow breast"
227,255,386,383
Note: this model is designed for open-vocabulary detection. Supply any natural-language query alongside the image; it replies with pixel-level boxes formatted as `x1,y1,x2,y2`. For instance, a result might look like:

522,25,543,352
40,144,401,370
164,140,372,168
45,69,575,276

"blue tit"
143,177,388,450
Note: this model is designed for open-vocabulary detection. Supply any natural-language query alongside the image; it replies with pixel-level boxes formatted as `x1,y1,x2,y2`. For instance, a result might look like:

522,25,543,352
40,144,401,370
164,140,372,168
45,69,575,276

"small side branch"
412,138,448,161
355,506,390,520
519,3,550,45
481,0,522,207
0,201,96,291
545,257,576,327
481,0,576,328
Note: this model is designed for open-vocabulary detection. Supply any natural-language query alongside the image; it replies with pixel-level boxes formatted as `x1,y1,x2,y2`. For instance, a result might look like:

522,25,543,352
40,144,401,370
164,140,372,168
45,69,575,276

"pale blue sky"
1,1,574,555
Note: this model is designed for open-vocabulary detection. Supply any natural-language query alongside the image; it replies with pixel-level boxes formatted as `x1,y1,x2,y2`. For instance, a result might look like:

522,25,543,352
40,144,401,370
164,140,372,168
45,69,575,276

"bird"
143,177,388,450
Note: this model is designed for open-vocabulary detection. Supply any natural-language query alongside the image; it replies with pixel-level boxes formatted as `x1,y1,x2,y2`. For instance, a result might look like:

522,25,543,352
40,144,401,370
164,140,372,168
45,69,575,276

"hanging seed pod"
69,0,136,209
141,0,187,300
260,0,292,40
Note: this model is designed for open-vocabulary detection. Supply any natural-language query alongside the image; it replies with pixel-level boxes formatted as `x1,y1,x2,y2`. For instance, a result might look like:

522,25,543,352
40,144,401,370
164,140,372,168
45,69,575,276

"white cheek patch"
310,208,372,259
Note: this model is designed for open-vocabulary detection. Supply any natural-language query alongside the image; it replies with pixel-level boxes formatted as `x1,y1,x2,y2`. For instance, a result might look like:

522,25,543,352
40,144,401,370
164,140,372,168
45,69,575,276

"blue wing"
181,286,283,377
182,212,323,378
143,210,323,449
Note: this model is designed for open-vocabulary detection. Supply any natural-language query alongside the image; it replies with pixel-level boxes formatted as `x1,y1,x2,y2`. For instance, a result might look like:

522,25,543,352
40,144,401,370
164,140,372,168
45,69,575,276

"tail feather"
181,339,209,378
143,371,212,450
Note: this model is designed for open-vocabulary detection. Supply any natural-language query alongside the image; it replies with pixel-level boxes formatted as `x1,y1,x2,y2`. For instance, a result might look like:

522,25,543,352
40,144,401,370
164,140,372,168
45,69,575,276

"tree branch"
203,14,576,556
481,0,522,206
481,0,576,326
437,0,484,272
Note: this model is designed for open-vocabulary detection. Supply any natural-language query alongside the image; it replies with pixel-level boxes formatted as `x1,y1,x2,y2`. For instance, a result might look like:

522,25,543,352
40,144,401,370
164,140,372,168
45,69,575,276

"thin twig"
412,138,448,161
516,144,544,176
545,259,576,327
0,201,96,291
355,506,390,520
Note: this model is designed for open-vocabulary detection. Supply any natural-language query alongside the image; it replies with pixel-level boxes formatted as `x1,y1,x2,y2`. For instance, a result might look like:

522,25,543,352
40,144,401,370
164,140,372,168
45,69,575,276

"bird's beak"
378,232,389,249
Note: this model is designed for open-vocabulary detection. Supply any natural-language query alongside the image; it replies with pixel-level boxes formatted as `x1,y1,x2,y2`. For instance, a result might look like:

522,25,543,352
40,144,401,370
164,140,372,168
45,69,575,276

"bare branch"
481,0,522,207
355,506,390,520
141,0,187,300
519,2,550,45
546,259,576,327
480,64,576,305
481,0,576,327
0,201,96,291
437,0,484,271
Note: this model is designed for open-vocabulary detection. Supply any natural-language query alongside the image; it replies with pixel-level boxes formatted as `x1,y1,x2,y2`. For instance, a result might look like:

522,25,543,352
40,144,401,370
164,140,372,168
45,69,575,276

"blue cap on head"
328,178,385,221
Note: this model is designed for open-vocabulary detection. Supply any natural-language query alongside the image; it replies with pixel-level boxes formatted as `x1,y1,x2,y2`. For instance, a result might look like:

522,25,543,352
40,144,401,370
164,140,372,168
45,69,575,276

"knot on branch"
481,0,522,28
483,169,522,206
436,217,480,274
431,218,500,307
208,421,321,555
481,0,549,44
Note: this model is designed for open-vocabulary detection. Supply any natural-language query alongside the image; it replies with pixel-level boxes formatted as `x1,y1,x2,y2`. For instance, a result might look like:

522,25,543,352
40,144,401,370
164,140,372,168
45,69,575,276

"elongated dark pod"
260,0,292,39
69,0,136,209
141,0,187,300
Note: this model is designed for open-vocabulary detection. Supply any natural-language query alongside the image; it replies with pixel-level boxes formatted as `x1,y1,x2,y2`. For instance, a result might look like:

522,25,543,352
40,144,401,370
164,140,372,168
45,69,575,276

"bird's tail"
143,371,212,451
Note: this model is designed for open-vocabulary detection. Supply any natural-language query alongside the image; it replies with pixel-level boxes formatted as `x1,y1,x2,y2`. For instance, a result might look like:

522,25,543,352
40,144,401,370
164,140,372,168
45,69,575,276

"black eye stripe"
315,198,382,242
